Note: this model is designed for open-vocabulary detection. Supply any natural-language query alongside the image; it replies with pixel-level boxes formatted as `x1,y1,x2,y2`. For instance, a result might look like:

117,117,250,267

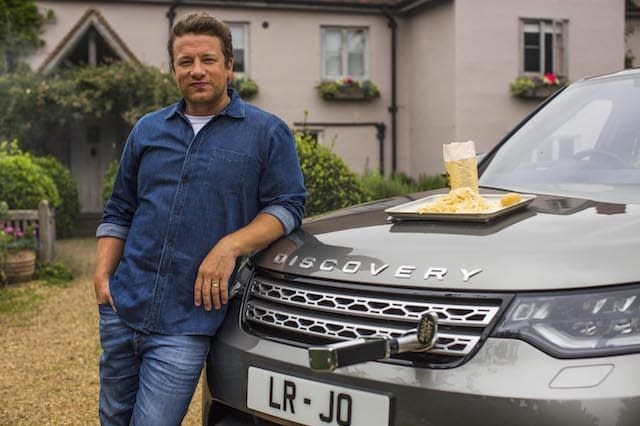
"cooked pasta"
417,187,494,214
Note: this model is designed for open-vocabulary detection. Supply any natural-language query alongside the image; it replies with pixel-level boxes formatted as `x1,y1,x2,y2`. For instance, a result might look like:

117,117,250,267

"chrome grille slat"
251,277,500,326
246,300,481,356
243,273,505,363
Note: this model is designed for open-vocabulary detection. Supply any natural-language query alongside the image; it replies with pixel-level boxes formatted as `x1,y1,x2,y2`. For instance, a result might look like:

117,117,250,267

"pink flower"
5,226,14,234
15,229,24,238
543,73,558,85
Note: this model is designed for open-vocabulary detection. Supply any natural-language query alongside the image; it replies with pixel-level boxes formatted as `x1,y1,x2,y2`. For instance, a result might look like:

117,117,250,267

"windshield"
480,72,640,204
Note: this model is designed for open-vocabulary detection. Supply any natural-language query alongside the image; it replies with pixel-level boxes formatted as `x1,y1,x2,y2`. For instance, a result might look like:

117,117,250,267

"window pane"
347,30,365,77
544,33,554,74
324,30,342,52
233,48,245,72
229,24,247,73
524,48,540,72
524,32,539,46
553,24,565,75
524,31,540,72
323,30,342,77
325,53,341,77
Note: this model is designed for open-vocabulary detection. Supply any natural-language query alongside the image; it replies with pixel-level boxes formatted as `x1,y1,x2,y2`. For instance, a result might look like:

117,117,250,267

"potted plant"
316,77,381,101
510,73,567,99
0,218,38,283
229,76,259,100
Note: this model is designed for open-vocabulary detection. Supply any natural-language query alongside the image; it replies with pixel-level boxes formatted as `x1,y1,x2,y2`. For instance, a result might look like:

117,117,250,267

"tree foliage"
0,0,53,74
0,61,181,146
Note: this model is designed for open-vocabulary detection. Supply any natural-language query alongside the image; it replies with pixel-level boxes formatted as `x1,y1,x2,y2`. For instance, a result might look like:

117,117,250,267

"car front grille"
242,270,511,368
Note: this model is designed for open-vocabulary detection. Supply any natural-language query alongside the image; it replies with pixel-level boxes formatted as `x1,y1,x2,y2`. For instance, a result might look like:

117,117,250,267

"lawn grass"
0,282,45,326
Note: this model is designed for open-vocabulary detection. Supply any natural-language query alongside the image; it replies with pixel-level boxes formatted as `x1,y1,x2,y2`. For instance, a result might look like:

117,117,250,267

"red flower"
543,73,558,85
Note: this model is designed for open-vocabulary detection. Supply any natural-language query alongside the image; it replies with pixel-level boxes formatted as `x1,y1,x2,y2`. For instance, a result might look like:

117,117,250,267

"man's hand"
94,236,124,311
95,274,116,311
194,238,237,310
194,214,286,311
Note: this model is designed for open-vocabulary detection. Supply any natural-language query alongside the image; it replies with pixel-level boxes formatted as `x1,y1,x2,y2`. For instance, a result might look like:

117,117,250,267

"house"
29,0,630,215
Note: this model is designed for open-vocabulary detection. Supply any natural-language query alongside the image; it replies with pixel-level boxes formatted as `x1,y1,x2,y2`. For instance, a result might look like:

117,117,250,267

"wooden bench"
3,200,55,262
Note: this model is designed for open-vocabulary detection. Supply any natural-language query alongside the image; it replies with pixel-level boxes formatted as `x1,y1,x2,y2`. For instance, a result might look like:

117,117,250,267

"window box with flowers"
229,76,259,100
0,220,38,284
510,73,567,99
316,77,380,101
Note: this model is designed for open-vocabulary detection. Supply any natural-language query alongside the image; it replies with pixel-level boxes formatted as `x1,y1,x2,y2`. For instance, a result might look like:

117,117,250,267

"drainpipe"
166,0,181,33
383,12,398,176
293,122,386,174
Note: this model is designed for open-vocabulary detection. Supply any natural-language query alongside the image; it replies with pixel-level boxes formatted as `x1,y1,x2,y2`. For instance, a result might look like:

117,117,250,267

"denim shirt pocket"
204,148,250,195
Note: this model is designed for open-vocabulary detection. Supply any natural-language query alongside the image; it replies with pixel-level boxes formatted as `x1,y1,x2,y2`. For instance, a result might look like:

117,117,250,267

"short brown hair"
168,13,234,71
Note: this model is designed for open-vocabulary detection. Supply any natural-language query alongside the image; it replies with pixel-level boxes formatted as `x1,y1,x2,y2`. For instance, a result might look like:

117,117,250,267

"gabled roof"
38,8,140,74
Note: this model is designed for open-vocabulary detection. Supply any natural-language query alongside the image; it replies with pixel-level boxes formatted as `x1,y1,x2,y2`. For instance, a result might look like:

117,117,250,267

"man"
94,13,306,425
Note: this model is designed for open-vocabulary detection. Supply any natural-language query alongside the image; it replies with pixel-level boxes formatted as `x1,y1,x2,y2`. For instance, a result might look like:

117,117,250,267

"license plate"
247,367,390,426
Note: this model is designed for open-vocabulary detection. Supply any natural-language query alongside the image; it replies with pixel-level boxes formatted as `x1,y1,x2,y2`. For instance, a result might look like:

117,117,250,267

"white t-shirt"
184,113,214,136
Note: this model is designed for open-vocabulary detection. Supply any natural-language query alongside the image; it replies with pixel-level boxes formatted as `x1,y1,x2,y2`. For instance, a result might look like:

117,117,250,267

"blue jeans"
98,304,210,426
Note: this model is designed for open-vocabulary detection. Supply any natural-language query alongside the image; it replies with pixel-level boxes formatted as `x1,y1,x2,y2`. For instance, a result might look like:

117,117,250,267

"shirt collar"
164,87,246,121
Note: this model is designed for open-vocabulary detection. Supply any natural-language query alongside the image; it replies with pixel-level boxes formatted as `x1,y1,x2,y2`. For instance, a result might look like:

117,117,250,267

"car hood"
254,191,640,291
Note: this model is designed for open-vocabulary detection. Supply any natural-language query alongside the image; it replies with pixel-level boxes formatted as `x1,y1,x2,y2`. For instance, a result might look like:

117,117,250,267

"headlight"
492,285,640,358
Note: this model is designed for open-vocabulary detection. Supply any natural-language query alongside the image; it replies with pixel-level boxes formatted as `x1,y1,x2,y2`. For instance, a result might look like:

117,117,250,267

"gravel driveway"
0,238,202,425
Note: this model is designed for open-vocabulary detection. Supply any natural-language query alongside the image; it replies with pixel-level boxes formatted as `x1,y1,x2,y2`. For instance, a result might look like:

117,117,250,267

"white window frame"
320,26,369,80
226,22,250,76
520,18,568,77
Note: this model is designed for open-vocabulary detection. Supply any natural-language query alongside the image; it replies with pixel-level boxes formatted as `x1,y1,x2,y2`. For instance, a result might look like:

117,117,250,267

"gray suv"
203,69,640,426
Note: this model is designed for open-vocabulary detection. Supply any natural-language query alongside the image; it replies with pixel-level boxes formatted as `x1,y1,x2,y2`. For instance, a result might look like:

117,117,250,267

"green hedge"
360,171,447,201
295,132,367,217
31,156,79,238
0,148,60,211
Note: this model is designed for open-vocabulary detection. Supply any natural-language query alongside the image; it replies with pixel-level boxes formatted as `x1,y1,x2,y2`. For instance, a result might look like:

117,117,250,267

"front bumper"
204,299,640,426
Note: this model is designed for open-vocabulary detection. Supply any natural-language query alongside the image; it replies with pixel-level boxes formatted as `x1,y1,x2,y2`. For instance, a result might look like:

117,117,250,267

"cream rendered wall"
34,2,393,176
452,0,625,159
397,2,456,177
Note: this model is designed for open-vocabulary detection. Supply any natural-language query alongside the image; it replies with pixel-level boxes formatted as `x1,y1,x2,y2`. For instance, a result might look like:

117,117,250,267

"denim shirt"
97,90,306,336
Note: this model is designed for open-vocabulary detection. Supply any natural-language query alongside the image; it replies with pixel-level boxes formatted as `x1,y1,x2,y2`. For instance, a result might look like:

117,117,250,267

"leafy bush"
0,62,181,146
31,156,79,238
411,173,448,192
0,142,60,210
360,171,447,201
102,160,119,206
34,261,73,286
230,77,258,99
295,132,367,217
